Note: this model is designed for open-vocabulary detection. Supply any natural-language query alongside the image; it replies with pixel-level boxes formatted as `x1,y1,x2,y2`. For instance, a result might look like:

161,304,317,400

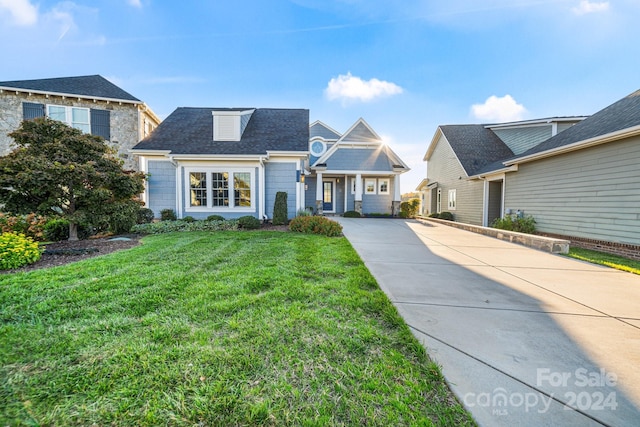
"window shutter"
23,102,45,119
90,108,110,140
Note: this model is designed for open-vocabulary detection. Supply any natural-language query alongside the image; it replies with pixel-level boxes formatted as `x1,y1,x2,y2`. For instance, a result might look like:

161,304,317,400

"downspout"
259,156,266,220
170,155,182,219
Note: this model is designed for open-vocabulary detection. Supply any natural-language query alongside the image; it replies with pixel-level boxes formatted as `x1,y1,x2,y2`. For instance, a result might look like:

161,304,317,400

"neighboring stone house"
132,109,410,220
306,119,409,216
0,75,160,170
421,88,640,249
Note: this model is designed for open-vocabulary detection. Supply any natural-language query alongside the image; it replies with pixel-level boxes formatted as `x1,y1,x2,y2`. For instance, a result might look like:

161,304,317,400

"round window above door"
310,139,327,157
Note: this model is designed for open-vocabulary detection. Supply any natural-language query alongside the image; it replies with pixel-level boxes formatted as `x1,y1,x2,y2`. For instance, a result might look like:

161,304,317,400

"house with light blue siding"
131,107,309,220
421,88,640,248
132,110,410,220
307,119,409,216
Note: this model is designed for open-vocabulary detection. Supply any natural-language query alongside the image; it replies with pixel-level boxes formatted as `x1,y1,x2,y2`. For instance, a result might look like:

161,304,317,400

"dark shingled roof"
132,107,309,155
440,125,514,176
0,75,140,102
515,89,640,159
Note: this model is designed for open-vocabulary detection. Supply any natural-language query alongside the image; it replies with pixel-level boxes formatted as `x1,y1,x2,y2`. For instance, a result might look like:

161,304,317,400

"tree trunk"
68,222,79,241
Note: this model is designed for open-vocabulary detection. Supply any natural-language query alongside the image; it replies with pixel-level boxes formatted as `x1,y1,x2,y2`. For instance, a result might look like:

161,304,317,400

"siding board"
505,136,640,244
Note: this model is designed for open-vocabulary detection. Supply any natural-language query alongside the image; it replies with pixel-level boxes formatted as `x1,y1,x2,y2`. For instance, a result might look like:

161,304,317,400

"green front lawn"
1,232,474,426
567,247,640,275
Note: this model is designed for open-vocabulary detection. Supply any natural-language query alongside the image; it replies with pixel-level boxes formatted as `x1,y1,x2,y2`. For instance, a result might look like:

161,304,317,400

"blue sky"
1,0,639,192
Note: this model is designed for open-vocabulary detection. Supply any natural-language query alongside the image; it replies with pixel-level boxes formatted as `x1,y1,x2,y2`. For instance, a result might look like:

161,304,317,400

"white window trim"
47,104,91,132
378,178,390,195
310,138,327,157
364,178,377,195
351,177,358,194
184,167,255,212
448,189,457,210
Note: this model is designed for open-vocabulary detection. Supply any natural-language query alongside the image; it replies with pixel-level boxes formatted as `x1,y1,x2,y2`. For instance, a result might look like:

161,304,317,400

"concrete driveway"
334,217,640,427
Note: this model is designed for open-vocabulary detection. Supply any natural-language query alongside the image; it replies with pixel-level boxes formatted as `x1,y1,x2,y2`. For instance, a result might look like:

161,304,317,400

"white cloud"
128,0,142,8
325,72,403,103
0,0,38,26
572,0,609,15
471,95,527,122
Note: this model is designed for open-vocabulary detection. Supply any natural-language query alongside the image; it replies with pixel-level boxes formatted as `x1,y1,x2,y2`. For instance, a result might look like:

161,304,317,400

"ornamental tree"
0,118,145,241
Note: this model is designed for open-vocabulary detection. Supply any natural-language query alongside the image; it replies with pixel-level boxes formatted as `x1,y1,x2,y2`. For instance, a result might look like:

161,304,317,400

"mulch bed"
4,235,142,274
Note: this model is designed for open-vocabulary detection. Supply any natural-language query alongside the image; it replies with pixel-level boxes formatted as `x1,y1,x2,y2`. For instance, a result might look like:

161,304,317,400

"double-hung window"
47,105,90,133
448,189,457,210
378,179,390,195
364,179,377,194
187,168,254,211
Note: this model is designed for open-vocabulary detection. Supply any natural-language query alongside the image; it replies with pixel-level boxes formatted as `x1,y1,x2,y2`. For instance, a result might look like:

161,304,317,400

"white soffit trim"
0,86,141,105
423,127,444,161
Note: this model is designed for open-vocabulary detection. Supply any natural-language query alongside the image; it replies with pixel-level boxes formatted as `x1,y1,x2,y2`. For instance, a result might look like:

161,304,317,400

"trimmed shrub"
273,192,288,226
43,219,91,241
182,216,196,223
0,213,47,241
343,210,361,218
289,216,343,237
491,215,536,234
0,232,42,270
43,219,69,242
131,220,239,234
205,215,226,222
296,209,311,217
400,199,420,218
238,215,261,230
428,213,440,218
160,209,177,221
438,211,454,221
137,208,155,224
107,199,140,234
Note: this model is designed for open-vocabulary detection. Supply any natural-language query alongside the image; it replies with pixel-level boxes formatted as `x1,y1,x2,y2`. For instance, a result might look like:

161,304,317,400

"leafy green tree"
0,118,145,240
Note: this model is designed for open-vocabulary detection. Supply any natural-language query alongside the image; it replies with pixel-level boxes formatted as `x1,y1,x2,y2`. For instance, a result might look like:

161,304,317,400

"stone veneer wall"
0,91,155,171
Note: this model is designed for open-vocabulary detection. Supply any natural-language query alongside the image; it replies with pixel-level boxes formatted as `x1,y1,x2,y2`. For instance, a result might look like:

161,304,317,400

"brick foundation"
539,233,640,261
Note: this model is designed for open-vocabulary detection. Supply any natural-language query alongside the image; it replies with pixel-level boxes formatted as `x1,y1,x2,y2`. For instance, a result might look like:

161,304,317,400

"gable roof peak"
339,118,381,143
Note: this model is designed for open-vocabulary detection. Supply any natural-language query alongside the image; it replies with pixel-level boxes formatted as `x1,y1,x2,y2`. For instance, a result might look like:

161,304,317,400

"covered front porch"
304,171,403,216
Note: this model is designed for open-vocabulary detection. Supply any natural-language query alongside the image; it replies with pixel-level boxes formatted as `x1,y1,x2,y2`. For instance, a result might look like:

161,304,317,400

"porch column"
315,172,323,215
354,173,362,214
392,174,401,216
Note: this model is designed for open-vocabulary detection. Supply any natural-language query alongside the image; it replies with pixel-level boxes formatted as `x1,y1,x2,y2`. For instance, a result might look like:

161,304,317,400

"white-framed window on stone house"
378,178,390,195
47,105,90,133
448,189,457,210
186,168,254,211
364,178,376,194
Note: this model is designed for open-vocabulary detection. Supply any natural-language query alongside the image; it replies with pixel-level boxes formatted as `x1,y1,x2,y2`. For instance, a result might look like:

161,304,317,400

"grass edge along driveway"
1,231,474,426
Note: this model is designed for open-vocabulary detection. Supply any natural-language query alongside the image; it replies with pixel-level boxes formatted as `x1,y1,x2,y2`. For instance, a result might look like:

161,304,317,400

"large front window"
47,105,90,133
190,172,207,206
186,168,253,210
234,172,251,207
212,172,229,206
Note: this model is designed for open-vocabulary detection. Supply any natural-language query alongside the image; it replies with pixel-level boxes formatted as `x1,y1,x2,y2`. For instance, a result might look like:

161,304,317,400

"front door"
323,181,334,212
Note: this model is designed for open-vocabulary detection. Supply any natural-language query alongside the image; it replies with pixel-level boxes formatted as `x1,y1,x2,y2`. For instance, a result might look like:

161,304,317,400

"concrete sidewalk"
334,217,640,427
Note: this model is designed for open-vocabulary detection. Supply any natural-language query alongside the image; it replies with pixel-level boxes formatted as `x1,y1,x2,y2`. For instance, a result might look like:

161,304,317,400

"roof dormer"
212,109,255,141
